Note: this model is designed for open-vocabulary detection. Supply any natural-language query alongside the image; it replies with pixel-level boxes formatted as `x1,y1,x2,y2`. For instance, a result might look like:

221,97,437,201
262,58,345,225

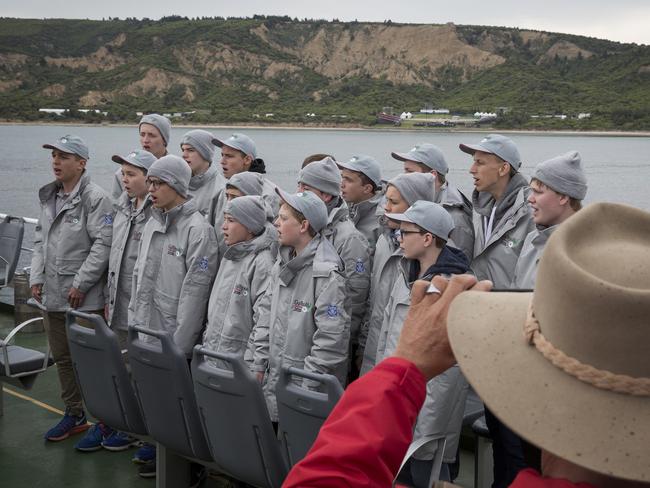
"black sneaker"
138,459,156,478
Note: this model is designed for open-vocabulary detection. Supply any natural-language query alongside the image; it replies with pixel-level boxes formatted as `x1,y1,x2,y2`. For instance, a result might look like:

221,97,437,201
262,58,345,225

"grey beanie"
297,156,342,196
387,173,436,206
224,195,267,236
181,129,215,163
139,114,172,146
227,172,264,196
533,151,587,200
148,155,191,198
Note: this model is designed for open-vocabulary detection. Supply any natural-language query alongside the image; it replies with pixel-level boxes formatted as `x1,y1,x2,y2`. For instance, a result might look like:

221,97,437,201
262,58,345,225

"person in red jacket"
283,203,650,488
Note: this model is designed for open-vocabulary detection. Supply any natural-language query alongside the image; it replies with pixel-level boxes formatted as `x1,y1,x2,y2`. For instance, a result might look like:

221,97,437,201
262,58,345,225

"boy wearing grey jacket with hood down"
181,129,227,222
128,155,219,356
202,196,277,364
31,135,113,441
358,172,436,375
253,189,350,422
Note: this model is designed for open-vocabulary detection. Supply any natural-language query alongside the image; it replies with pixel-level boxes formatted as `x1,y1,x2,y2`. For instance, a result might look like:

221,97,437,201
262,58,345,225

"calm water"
1,124,649,220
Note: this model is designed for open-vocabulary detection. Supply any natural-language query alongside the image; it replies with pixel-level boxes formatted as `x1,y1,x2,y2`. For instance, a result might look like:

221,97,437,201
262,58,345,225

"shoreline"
1,120,649,137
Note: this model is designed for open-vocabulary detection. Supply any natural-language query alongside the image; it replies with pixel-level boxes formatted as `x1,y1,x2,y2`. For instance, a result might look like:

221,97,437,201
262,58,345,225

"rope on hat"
524,303,650,397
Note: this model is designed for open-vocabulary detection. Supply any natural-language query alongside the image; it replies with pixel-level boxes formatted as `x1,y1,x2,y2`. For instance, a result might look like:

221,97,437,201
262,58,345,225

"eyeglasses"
145,178,166,190
397,228,427,240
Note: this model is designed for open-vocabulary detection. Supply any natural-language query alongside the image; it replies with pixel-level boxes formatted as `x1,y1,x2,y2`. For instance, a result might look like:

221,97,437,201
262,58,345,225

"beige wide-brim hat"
448,202,650,482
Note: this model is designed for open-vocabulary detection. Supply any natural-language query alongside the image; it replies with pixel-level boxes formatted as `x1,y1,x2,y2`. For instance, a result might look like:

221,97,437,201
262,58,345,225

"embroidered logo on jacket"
167,245,185,257
292,300,311,313
64,214,80,224
103,213,113,225
198,256,209,271
355,258,366,273
233,284,249,296
132,231,142,241
326,305,339,318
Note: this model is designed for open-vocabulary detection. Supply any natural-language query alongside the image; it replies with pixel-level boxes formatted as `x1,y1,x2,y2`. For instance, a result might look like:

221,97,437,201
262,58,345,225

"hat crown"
533,203,650,379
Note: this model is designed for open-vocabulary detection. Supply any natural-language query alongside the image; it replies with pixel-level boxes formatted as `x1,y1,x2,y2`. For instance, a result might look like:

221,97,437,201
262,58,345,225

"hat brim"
448,291,650,482
458,143,489,156
275,187,301,214
383,212,415,224
43,143,84,158
211,137,225,148
111,154,148,170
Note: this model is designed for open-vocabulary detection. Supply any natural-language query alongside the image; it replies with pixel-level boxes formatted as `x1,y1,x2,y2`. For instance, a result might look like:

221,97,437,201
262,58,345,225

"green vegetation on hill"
0,16,648,130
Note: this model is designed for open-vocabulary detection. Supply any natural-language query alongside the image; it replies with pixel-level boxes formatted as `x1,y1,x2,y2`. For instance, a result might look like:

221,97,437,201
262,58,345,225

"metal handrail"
0,213,38,226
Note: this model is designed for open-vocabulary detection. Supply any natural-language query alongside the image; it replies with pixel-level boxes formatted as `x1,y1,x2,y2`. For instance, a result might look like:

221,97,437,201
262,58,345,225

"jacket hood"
438,182,472,212
472,172,529,221
349,193,382,223
114,192,152,216
409,245,470,283
223,221,277,261
150,198,198,231
189,163,220,191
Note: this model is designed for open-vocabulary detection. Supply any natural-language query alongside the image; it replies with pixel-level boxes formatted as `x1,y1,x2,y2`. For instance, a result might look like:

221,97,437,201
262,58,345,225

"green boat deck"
0,308,478,487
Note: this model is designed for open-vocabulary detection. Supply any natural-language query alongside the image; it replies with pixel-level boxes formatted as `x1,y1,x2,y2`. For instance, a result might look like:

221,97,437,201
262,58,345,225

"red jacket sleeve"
282,357,427,487
510,469,597,488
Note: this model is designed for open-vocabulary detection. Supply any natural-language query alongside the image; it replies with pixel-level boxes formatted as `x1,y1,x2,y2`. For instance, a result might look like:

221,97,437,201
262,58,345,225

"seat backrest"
128,326,212,461
276,366,343,466
65,310,147,434
0,216,24,287
192,346,288,488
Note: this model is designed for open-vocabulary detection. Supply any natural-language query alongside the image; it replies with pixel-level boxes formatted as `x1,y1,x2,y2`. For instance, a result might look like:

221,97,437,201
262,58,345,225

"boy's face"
528,180,569,226
121,163,148,199
340,169,371,204
469,150,509,193
181,144,210,176
398,223,428,259
51,149,85,185
220,146,251,179
383,185,409,229
139,123,166,158
275,203,304,247
147,177,177,211
225,187,244,201
222,213,254,246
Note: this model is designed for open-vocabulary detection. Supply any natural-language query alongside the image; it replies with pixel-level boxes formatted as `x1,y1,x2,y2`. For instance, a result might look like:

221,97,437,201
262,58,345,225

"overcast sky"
3,0,649,45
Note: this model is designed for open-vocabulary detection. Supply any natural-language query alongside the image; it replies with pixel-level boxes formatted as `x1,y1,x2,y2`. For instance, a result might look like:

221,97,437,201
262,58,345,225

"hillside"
0,16,649,129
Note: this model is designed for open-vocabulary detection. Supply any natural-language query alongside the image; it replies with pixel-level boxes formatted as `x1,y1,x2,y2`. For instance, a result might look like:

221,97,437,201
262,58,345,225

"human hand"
31,284,43,302
393,274,492,380
68,287,86,309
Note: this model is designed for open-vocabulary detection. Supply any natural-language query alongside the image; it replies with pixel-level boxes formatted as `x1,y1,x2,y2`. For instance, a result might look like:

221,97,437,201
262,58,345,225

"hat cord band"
524,303,650,397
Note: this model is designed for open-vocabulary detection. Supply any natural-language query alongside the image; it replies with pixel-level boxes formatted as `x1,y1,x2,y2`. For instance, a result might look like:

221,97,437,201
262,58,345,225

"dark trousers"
485,407,528,488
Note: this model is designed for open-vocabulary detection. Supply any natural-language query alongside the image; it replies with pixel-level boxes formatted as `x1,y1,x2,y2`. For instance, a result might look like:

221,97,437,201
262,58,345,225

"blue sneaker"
44,409,90,442
102,430,138,451
132,443,156,464
74,422,113,452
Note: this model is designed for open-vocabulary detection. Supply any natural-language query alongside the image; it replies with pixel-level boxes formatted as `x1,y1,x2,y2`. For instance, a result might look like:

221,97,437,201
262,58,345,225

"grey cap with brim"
180,129,215,163
533,151,588,200
43,134,89,160
459,134,522,171
111,149,157,172
275,188,328,233
387,172,436,206
224,195,267,235
391,143,449,175
227,172,264,196
337,154,383,188
298,156,342,196
139,114,172,146
385,200,455,241
212,133,257,159
148,155,192,198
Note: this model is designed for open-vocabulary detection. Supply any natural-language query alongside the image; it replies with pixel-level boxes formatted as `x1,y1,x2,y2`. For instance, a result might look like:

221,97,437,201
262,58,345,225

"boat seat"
128,325,212,461
0,215,24,287
65,310,147,435
192,346,288,488
276,365,343,466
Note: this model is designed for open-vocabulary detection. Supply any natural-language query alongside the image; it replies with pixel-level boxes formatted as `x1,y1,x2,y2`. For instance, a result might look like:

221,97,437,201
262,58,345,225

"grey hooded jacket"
375,257,469,463
511,224,558,289
188,164,227,222
128,199,219,355
437,182,474,261
348,192,383,256
322,201,371,341
358,228,403,375
253,235,350,421
30,173,113,312
202,225,276,363
106,193,153,330
470,173,535,287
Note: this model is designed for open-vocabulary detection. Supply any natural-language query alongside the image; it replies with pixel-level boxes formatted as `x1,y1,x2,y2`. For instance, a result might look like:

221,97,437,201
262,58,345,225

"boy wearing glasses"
379,201,470,486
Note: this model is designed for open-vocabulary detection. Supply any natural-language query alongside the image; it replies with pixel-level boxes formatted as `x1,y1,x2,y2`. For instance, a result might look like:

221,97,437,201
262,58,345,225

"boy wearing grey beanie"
202,195,277,367
512,151,588,288
181,129,227,221
358,172,438,375
297,156,371,352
